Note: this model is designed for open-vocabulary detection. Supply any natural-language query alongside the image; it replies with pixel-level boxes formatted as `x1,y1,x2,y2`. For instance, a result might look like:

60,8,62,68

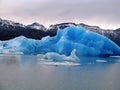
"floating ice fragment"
96,60,107,63
43,49,79,62
39,61,80,66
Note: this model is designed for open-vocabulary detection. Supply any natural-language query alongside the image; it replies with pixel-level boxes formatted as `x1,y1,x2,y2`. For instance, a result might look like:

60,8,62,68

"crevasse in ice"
0,26,120,57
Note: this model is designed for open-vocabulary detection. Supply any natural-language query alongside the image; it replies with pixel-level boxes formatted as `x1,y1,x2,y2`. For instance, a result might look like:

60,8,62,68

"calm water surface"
0,55,120,90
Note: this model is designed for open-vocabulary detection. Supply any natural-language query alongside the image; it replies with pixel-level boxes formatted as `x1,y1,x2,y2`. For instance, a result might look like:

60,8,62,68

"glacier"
0,26,120,59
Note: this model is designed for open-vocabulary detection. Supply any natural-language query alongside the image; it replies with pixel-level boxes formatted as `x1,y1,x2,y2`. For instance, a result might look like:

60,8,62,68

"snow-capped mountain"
0,18,25,30
0,18,47,40
48,22,77,30
0,18,120,47
26,22,46,31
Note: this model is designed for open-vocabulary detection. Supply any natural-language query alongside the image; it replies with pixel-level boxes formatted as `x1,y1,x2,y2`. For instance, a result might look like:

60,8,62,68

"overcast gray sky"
0,0,120,29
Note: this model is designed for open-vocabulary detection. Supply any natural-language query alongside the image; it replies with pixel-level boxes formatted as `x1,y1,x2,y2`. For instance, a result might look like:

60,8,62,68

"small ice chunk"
96,60,107,63
40,61,80,66
43,49,80,62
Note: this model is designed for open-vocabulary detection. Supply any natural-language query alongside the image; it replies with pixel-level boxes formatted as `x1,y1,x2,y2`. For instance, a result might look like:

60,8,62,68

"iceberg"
43,49,79,62
0,26,120,58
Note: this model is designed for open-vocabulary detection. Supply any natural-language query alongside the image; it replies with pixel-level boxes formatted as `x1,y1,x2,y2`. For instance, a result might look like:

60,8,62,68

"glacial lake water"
0,55,120,90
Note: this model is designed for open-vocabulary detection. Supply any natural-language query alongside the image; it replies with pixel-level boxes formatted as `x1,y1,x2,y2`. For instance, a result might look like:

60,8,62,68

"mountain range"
0,18,120,47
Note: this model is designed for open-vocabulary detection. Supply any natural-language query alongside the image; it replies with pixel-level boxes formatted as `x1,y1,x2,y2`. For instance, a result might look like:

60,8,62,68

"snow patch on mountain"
26,22,47,31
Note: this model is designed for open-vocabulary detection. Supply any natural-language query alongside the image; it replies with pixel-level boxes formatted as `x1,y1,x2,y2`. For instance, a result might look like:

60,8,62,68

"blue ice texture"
0,26,120,58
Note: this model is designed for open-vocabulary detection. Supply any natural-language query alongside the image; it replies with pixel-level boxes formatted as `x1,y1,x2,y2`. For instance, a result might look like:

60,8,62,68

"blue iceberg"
0,26,120,58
